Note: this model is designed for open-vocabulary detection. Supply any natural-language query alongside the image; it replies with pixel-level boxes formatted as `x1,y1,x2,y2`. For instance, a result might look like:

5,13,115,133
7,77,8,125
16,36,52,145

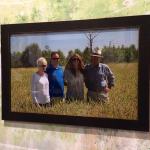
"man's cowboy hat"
91,49,103,57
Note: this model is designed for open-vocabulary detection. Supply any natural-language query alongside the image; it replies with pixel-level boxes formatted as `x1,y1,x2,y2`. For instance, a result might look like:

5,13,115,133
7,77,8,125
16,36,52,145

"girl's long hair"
65,53,84,74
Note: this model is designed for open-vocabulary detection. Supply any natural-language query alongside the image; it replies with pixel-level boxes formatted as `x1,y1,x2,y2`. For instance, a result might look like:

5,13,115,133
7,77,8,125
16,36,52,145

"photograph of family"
11,28,139,120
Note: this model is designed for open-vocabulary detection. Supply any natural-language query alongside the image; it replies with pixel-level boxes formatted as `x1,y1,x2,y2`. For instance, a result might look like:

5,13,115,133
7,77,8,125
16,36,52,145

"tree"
11,51,23,68
82,47,91,64
42,45,51,64
101,44,138,63
124,48,130,62
85,32,99,52
102,46,115,63
57,50,66,66
42,50,51,64
21,43,42,67
130,44,138,61
74,48,82,57
66,50,74,61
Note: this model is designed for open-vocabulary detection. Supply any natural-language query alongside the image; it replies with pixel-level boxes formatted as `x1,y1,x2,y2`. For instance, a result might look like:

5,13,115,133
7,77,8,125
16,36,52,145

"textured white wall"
0,0,150,149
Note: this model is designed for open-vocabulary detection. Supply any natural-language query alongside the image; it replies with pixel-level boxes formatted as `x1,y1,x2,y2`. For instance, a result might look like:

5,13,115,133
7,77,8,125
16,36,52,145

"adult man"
84,49,115,102
46,52,64,100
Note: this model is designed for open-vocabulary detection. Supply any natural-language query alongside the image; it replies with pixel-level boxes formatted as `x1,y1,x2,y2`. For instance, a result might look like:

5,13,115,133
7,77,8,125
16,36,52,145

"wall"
0,0,150,149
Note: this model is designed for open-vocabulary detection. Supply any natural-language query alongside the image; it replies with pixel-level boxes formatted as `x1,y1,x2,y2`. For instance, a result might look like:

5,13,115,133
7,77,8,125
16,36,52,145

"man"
84,49,115,102
45,52,64,101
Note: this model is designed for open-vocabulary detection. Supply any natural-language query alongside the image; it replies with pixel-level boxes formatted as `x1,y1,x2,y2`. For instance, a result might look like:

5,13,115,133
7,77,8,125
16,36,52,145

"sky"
11,28,139,56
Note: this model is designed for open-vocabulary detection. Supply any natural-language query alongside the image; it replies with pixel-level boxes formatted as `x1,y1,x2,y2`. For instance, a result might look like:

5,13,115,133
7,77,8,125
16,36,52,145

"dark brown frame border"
1,15,150,131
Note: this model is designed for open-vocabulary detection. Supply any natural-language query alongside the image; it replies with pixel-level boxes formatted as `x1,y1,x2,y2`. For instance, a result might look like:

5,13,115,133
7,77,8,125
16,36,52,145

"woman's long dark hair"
65,53,84,76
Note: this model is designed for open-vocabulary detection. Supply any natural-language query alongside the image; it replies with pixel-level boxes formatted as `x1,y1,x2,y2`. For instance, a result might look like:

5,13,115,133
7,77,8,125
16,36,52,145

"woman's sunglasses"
71,58,79,62
39,65,47,67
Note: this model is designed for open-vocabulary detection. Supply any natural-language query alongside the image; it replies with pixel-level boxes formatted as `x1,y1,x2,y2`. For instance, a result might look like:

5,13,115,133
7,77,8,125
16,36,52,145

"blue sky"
11,28,139,56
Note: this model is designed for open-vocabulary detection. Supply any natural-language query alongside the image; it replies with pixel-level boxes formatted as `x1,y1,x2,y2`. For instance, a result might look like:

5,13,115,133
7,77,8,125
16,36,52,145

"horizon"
11,28,139,57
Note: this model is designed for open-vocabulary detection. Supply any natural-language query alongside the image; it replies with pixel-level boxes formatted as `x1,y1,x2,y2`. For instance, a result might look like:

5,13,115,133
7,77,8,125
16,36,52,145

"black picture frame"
1,15,150,131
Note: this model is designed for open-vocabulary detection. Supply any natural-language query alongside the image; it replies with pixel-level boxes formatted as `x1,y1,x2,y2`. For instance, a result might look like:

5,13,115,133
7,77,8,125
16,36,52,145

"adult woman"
31,57,51,108
64,53,84,101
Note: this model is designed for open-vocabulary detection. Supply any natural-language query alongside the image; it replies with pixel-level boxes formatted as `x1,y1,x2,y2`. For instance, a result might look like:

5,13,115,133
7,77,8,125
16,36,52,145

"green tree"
66,50,74,61
57,50,66,66
130,44,138,61
74,48,82,57
101,44,138,63
11,51,23,68
82,47,91,64
21,43,42,67
42,50,51,64
124,48,132,62
42,45,51,64
102,46,115,63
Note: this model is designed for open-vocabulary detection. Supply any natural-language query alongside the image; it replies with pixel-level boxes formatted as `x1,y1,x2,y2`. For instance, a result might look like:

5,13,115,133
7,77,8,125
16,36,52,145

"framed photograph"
1,15,150,131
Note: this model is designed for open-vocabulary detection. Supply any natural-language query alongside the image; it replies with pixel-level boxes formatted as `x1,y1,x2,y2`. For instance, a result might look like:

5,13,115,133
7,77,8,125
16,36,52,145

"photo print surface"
10,28,139,120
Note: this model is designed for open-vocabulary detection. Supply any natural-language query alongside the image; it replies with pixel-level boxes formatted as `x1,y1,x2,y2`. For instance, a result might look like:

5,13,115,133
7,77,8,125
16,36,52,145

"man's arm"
105,65,115,89
64,69,68,86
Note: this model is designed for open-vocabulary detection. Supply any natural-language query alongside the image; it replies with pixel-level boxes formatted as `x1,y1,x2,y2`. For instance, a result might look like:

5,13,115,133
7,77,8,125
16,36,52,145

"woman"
64,53,85,101
31,57,51,108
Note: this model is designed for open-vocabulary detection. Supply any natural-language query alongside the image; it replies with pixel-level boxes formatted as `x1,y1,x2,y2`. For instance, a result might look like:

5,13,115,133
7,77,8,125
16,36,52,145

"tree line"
11,43,138,68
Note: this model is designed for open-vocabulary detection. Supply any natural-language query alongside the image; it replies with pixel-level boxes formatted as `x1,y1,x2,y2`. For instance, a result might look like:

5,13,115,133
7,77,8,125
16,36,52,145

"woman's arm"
31,74,41,108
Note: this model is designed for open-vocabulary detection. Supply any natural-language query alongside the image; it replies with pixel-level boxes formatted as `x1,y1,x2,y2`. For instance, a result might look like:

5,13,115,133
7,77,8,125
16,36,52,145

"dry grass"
11,63,138,120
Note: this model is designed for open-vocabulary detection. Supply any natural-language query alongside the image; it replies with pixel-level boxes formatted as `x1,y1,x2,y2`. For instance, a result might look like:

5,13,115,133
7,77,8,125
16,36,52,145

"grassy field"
11,63,138,120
